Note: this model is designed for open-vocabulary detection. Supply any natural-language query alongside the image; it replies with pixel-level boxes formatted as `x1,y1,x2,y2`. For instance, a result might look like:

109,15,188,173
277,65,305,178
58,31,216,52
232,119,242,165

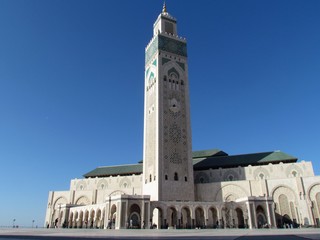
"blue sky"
0,0,319,227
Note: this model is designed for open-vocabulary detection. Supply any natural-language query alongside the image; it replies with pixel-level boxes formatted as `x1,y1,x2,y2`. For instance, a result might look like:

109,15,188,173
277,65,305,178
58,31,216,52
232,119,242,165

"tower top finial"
162,1,167,13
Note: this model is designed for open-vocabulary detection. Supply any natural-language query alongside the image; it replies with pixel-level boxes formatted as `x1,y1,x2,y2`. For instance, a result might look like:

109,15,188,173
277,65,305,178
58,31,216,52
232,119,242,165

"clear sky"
0,0,319,227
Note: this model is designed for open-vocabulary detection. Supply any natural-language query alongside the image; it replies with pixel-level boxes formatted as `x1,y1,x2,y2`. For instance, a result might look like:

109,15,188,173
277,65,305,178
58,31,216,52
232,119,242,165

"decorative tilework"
145,35,187,64
176,62,185,71
162,57,171,65
152,59,157,66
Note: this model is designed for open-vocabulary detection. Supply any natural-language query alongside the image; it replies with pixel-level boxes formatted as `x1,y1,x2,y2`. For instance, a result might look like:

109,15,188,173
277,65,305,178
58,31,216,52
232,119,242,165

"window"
292,171,297,177
165,175,168,180
149,174,152,182
185,176,187,182
165,22,174,34
164,76,167,81
259,173,264,180
174,172,178,181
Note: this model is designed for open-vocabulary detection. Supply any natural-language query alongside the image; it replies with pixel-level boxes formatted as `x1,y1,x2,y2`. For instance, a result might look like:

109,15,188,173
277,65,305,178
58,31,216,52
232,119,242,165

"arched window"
149,174,152,182
292,171,297,177
164,76,167,81
174,172,178,181
259,173,265,180
165,175,168,180
185,176,187,182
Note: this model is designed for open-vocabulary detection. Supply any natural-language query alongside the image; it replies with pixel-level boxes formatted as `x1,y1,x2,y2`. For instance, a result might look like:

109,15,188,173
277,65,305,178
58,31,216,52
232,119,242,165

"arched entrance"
73,212,78,228
235,208,245,228
207,207,218,228
84,210,89,228
195,207,205,228
152,207,163,229
96,209,102,229
256,205,267,228
78,211,84,228
129,204,141,229
68,212,73,228
89,210,95,228
109,204,117,229
181,206,191,229
167,207,177,228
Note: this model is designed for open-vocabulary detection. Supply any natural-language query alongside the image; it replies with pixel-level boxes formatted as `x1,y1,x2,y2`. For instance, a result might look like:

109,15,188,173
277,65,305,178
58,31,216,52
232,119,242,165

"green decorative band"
176,61,185,71
152,59,157,66
162,57,171,65
145,35,187,65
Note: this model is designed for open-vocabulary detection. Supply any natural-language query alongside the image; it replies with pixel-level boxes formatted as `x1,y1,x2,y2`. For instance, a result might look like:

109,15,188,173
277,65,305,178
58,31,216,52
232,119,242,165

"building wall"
45,161,320,228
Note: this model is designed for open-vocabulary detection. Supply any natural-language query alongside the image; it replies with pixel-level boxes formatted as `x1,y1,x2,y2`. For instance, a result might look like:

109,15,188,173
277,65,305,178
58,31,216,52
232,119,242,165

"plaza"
1,228,320,240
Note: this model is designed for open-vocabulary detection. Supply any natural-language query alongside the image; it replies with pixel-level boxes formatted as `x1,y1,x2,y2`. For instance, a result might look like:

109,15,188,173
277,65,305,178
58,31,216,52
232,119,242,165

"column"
246,202,253,229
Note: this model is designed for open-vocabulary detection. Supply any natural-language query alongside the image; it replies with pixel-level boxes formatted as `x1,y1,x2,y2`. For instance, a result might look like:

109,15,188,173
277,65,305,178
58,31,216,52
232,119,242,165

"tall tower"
143,4,194,201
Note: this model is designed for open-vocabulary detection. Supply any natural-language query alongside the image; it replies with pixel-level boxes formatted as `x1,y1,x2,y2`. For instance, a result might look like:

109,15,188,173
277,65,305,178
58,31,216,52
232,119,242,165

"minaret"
143,4,194,201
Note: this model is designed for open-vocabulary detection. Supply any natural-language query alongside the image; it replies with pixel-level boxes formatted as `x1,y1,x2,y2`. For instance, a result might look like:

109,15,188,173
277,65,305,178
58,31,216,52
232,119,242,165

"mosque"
45,4,320,229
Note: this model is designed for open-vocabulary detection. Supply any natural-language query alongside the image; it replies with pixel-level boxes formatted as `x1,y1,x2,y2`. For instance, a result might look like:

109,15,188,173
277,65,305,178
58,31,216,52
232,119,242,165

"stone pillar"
271,203,277,228
252,203,257,228
246,202,253,229
141,201,145,229
265,200,272,227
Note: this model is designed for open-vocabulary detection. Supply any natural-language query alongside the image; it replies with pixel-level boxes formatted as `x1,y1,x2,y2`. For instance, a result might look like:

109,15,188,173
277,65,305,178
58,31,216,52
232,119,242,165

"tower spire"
162,1,167,13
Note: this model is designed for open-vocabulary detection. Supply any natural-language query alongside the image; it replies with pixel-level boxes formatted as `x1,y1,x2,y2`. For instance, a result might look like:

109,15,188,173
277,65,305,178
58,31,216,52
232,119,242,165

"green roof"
84,164,142,178
193,151,297,170
84,150,297,178
192,149,228,158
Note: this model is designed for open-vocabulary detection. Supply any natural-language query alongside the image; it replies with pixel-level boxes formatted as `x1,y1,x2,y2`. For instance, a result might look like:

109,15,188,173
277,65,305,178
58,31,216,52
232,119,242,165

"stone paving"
0,228,319,240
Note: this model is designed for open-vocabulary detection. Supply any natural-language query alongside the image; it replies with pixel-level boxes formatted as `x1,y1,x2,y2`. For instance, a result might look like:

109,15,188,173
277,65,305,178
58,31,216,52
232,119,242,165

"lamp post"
13,219,16,228
32,220,35,228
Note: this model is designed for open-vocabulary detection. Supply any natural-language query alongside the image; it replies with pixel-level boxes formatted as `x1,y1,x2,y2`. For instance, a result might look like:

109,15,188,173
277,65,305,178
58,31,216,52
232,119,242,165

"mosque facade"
45,5,320,229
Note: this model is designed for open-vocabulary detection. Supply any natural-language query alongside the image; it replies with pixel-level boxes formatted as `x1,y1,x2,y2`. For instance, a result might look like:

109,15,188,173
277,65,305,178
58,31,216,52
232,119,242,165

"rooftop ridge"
96,163,142,169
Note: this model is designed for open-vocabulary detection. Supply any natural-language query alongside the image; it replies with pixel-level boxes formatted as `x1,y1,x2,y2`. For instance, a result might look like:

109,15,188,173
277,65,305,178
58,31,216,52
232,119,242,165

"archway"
89,210,95,228
129,204,141,229
108,204,117,229
78,211,84,228
195,207,205,228
256,205,267,228
96,209,102,229
207,207,218,228
235,208,245,228
73,212,78,228
181,206,191,229
167,207,177,228
152,207,163,229
68,212,73,228
84,210,89,228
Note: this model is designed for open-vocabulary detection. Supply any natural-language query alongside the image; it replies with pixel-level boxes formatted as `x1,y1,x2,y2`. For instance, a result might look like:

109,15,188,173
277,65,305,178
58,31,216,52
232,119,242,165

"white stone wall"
194,161,314,184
